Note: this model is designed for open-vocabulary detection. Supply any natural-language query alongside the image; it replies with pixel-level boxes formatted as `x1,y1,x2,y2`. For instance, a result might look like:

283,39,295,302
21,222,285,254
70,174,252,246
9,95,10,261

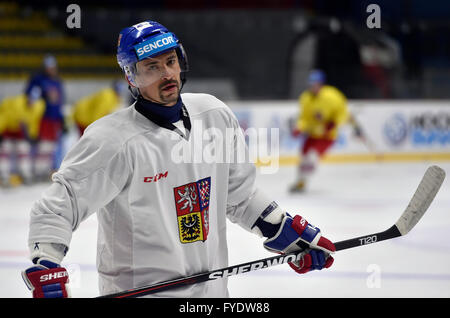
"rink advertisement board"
351,102,450,153
228,100,450,164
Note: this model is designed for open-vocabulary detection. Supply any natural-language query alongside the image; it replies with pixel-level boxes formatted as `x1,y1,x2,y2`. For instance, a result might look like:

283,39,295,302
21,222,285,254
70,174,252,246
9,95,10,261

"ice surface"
1,161,449,298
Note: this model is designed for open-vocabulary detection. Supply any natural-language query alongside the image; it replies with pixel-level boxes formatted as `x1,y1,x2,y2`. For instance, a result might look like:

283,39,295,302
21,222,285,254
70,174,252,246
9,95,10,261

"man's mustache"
159,80,179,90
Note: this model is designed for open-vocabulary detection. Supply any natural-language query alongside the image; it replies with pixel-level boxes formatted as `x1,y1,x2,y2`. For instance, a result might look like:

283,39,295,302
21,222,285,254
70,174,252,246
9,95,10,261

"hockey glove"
22,259,70,298
257,212,335,274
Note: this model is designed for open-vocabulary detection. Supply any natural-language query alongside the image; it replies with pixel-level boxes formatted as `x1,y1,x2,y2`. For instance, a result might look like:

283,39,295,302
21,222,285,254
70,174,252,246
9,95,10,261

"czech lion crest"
173,177,211,243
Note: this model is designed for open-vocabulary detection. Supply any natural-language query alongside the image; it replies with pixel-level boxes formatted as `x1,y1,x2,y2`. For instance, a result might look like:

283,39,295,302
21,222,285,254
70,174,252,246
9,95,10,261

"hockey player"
24,54,65,181
0,91,45,186
22,21,336,298
290,70,349,192
72,80,124,136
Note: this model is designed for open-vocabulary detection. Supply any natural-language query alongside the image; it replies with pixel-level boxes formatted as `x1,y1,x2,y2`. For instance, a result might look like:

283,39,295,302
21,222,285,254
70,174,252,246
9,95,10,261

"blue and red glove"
262,213,335,274
22,259,70,298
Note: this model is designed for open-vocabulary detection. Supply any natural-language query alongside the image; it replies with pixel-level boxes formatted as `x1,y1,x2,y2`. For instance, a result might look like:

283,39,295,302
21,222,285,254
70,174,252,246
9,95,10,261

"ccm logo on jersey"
144,171,168,183
40,271,68,282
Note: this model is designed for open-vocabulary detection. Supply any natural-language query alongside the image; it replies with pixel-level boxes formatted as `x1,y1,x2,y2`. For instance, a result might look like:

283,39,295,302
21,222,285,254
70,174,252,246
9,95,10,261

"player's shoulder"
321,85,345,98
299,90,314,105
180,93,238,127
181,93,230,116
82,105,143,146
97,87,115,98
300,90,311,99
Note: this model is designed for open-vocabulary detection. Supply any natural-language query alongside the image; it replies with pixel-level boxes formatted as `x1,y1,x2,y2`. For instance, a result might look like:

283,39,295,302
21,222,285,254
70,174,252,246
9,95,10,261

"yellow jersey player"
0,92,45,186
72,81,124,136
290,70,349,192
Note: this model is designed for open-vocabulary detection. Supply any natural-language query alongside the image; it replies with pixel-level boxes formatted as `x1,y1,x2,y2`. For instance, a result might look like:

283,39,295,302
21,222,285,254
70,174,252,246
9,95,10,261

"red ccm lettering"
143,171,168,183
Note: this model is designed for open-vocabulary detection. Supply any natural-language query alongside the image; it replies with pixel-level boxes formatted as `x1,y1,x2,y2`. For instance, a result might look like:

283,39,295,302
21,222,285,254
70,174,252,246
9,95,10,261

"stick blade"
395,165,446,236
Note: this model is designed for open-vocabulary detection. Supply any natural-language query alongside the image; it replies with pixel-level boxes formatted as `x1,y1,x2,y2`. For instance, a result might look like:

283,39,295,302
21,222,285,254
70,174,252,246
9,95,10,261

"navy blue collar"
135,95,191,138
136,95,183,123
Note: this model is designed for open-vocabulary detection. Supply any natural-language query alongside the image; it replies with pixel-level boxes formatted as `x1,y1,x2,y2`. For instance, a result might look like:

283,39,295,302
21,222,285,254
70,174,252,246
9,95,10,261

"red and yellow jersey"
296,85,348,140
72,88,121,129
0,94,45,139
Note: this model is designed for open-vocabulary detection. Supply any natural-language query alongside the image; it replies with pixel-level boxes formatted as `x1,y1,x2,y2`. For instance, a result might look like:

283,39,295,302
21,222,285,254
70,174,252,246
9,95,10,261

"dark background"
8,0,450,100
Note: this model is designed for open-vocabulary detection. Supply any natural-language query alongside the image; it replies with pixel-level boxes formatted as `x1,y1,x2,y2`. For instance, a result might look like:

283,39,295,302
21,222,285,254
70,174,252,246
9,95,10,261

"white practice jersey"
28,93,274,297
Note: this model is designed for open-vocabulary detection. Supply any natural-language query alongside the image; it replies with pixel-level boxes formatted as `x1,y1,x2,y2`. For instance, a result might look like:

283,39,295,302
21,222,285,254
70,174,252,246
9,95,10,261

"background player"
290,69,349,192
0,90,45,186
22,21,335,298
71,80,125,136
25,54,65,182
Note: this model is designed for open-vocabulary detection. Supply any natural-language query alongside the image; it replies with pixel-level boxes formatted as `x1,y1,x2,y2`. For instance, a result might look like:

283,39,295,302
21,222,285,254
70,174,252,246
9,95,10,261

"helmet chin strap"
128,85,139,100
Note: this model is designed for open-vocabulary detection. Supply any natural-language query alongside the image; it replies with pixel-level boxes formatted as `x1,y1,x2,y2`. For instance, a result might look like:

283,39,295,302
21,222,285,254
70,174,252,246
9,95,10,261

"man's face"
45,66,58,78
309,82,323,95
134,50,182,106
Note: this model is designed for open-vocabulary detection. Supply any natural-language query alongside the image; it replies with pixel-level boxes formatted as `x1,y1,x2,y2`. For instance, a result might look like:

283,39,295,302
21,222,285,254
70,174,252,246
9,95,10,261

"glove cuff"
251,203,286,238
29,242,67,265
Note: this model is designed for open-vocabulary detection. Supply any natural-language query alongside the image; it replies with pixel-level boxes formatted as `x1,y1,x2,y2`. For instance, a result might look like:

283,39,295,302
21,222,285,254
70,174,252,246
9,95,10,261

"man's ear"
124,74,140,99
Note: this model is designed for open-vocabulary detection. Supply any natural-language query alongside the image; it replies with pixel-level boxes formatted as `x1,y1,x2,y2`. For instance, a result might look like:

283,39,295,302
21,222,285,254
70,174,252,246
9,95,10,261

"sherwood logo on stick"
208,253,302,279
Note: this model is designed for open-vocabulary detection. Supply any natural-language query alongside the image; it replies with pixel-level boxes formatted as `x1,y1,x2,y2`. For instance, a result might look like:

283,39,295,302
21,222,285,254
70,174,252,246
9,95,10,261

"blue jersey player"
25,54,65,181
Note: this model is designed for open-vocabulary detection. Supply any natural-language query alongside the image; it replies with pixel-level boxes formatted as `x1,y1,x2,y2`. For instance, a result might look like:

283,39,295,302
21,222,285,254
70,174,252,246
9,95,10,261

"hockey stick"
334,165,445,250
99,165,445,298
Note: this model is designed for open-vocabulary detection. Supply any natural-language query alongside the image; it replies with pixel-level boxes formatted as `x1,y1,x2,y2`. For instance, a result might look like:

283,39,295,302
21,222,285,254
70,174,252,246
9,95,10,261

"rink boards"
228,100,450,165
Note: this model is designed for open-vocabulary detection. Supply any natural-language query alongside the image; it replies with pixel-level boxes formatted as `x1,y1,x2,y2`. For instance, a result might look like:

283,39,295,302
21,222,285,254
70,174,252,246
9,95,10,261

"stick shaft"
98,252,303,298
334,225,401,251
99,227,400,298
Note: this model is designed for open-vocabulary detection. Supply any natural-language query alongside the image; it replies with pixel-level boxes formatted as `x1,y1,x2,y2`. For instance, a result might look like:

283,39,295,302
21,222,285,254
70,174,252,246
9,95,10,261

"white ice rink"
1,161,449,298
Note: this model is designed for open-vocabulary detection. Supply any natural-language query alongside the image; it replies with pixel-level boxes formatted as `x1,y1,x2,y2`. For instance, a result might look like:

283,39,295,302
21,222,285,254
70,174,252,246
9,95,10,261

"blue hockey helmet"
117,21,188,88
308,69,326,85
